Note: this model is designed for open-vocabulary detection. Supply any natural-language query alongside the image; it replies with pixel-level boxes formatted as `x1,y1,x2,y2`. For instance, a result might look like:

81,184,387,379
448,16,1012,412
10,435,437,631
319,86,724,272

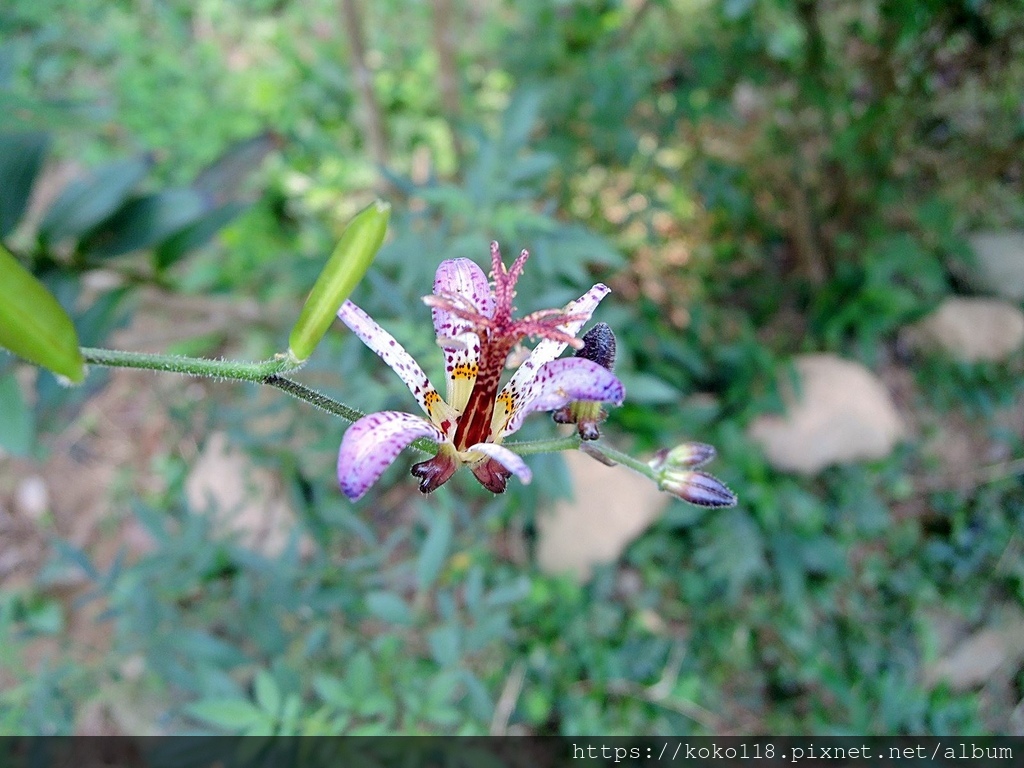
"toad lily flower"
336,242,625,501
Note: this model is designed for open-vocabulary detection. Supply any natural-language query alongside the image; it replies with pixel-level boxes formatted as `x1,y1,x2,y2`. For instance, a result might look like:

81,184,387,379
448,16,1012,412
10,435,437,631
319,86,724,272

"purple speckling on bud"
576,322,616,371
551,323,618,440
660,469,737,508
650,442,717,471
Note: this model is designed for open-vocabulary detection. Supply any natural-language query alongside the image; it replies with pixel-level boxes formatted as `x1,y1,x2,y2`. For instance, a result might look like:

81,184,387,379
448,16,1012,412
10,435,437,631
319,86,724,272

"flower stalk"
74,242,738,509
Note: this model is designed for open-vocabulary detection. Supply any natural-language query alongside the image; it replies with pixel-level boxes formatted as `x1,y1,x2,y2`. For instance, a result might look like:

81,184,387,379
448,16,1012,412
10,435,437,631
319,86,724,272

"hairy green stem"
590,441,658,479
79,347,649,463
503,433,658,479
263,375,437,455
81,346,301,381
502,434,581,455
262,375,364,423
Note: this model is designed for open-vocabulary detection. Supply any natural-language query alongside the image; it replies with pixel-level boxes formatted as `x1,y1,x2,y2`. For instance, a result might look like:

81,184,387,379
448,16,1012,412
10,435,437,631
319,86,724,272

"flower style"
336,242,625,501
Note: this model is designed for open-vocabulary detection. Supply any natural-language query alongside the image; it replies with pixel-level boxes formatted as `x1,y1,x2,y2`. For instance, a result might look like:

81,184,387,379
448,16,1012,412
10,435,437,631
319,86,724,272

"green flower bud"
288,200,390,361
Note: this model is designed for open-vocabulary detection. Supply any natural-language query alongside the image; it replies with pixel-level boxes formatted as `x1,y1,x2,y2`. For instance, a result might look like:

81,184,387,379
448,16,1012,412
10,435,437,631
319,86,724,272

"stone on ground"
185,431,299,556
537,449,666,581
904,297,1024,363
965,231,1024,301
748,354,905,474
926,604,1024,691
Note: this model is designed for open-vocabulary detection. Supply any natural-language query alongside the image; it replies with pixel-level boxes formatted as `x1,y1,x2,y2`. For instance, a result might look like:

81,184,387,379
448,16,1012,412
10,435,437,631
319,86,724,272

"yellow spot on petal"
451,362,478,379
446,363,478,413
489,391,515,439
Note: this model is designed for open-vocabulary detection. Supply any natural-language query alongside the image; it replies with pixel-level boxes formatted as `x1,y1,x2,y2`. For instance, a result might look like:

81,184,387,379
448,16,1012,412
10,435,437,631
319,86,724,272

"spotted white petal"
337,411,446,501
466,442,533,485
431,258,494,412
338,300,457,429
501,357,625,437
493,283,610,427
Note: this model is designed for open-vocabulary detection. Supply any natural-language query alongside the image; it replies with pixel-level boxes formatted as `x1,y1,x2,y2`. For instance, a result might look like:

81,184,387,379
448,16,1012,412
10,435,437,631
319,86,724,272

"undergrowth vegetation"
1,0,1023,735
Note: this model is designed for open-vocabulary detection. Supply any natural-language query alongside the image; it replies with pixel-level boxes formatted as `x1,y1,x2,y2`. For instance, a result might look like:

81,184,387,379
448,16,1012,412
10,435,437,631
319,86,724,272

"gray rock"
748,354,906,474
537,449,667,581
904,297,1024,363
186,431,302,556
926,604,1024,692
966,231,1024,301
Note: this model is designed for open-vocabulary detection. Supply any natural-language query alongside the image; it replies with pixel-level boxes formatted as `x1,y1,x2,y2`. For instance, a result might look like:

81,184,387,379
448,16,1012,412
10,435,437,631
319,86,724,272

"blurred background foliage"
2,0,1024,736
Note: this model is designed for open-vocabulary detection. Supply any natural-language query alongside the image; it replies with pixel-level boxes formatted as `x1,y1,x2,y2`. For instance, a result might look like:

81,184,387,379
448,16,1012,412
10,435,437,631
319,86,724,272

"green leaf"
0,245,84,382
81,189,205,258
24,597,64,635
617,371,680,404
0,132,49,238
416,508,452,592
288,200,390,361
193,131,281,204
365,591,413,625
186,698,269,731
428,624,461,667
345,651,376,700
313,675,350,708
253,670,282,718
0,373,35,456
38,154,152,243
154,201,249,270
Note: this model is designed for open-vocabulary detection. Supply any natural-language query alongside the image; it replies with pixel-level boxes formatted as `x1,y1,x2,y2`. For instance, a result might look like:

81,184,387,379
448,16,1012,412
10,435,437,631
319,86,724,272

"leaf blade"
38,154,153,243
0,131,50,238
0,245,84,382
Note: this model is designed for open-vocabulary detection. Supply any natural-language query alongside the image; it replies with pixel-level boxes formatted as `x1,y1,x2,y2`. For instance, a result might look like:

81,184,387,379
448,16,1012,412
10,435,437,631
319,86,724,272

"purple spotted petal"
337,300,455,427
338,411,445,501
497,283,610,404
467,442,533,485
502,357,625,437
432,258,495,327
431,259,493,411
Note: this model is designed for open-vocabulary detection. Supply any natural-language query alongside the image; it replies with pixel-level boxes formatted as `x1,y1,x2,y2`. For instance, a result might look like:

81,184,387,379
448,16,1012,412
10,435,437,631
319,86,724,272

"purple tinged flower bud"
552,323,617,440
650,440,736,507
649,442,717,471
659,469,737,508
576,322,616,371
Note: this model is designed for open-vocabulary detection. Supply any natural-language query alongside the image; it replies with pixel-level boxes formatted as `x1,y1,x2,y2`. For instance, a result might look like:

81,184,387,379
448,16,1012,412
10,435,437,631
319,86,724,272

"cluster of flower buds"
649,441,737,508
552,322,617,440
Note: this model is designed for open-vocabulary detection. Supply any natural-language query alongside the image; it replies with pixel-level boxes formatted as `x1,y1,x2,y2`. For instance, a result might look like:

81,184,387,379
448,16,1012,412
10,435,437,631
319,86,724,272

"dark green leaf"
186,698,268,731
193,132,281,205
82,189,205,258
416,508,452,592
616,371,680,404
155,201,249,270
365,591,413,625
253,670,282,717
0,131,49,238
428,624,461,666
38,154,153,243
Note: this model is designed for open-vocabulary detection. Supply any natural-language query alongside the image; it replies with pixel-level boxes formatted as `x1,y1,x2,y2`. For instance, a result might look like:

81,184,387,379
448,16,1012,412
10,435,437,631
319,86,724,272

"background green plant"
2,0,1023,736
